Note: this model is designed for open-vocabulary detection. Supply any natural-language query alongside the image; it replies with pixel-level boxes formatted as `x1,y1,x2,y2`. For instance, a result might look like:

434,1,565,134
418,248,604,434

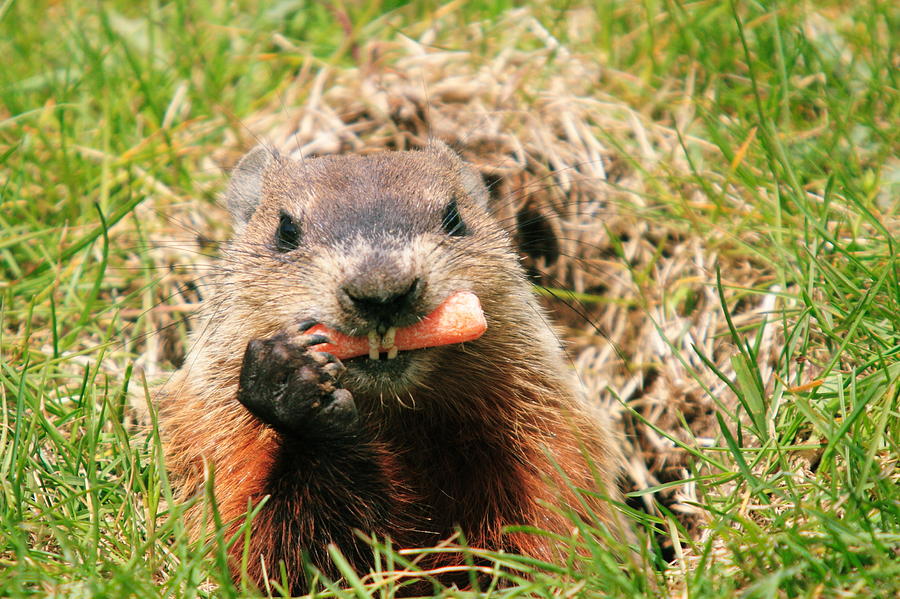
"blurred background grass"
1,1,897,597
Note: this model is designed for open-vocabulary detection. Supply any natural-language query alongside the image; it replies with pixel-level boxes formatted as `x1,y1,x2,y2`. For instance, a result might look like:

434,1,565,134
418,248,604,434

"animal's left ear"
427,140,489,209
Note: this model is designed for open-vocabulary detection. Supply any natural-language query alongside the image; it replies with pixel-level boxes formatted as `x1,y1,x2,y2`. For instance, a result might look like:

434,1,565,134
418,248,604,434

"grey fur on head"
227,145,277,228
226,142,487,229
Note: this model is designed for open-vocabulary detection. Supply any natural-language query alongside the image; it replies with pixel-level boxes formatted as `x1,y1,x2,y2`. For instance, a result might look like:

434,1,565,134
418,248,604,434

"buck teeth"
367,327,399,361
368,331,379,360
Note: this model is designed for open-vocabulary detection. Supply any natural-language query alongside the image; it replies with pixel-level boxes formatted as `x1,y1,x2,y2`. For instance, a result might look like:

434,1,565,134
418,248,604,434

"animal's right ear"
425,140,489,210
227,145,277,228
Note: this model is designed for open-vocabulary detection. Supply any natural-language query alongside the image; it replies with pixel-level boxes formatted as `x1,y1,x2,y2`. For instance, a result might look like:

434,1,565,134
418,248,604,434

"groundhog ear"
426,141,488,209
459,163,489,209
227,145,277,228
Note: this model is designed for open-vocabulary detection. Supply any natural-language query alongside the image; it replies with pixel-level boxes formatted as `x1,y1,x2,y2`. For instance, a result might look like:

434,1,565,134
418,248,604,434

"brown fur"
157,143,623,593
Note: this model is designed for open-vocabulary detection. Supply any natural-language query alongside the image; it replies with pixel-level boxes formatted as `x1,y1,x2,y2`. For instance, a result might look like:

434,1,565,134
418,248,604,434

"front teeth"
368,331,380,360
368,327,399,361
382,327,396,349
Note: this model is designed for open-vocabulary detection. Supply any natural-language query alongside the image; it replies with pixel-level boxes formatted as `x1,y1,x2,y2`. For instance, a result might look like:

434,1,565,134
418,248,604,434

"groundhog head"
221,143,526,398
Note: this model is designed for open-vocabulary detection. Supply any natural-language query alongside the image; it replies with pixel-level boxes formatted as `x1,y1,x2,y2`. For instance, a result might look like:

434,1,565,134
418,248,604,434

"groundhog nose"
341,277,422,328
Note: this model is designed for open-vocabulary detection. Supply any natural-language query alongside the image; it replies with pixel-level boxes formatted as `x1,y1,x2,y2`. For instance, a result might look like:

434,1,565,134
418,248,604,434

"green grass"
1,0,898,597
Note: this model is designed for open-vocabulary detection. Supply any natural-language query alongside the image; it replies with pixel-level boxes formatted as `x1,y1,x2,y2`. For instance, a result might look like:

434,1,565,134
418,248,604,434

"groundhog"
156,142,623,593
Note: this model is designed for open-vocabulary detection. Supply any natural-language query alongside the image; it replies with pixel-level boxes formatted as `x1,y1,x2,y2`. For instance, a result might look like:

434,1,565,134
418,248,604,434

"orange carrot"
305,291,486,359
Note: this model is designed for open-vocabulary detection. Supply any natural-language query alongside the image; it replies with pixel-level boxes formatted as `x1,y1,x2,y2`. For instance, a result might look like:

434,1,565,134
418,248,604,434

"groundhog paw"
237,332,357,437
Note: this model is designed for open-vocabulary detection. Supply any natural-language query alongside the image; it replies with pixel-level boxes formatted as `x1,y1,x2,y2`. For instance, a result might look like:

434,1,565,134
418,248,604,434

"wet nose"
341,277,422,330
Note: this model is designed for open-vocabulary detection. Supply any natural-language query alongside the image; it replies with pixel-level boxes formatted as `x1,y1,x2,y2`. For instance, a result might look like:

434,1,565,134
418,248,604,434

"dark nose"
341,277,422,330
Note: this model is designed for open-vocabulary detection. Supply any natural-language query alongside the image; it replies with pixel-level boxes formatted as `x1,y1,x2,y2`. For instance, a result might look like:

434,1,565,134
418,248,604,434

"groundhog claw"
237,334,357,437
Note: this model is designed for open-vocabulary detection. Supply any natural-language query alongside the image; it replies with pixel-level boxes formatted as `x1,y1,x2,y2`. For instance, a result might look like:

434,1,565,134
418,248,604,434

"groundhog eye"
275,211,301,252
441,198,469,237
